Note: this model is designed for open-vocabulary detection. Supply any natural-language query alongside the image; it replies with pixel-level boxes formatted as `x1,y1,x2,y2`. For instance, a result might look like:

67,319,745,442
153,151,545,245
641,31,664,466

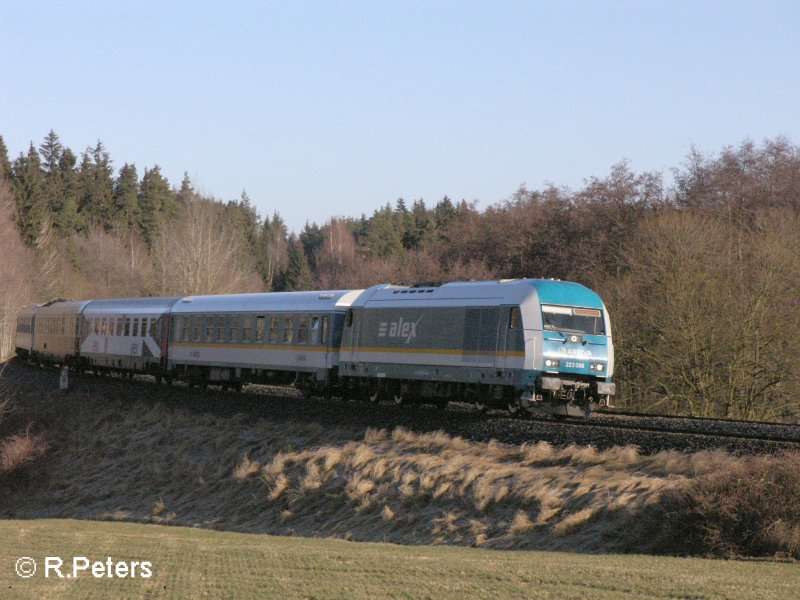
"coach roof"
83,297,182,315
170,290,365,314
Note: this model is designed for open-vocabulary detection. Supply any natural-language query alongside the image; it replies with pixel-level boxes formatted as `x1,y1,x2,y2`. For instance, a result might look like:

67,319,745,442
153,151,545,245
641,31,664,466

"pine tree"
0,135,11,180
300,222,324,271
138,165,173,243
258,212,289,289
11,143,47,245
177,172,194,205
280,235,314,291
113,163,140,233
56,148,80,233
367,203,404,258
77,141,114,229
39,130,68,233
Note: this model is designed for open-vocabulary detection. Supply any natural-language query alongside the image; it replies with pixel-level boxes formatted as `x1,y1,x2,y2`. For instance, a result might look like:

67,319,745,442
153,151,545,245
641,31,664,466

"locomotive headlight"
590,363,605,371
545,359,560,368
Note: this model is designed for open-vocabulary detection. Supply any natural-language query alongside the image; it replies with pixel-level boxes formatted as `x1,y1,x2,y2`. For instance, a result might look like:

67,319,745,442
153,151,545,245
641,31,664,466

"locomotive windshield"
541,305,605,335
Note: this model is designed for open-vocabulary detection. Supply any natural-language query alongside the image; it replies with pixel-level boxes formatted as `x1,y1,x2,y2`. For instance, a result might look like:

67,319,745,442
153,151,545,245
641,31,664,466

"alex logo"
378,316,421,344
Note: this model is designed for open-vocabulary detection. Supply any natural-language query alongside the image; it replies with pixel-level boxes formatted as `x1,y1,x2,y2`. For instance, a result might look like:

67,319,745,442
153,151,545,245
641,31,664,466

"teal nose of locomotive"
542,332,609,376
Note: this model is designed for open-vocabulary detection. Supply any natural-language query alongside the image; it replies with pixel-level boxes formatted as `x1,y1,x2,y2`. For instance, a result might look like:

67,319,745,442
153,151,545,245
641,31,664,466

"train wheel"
474,400,487,414
507,401,520,416
393,394,404,406
368,390,381,404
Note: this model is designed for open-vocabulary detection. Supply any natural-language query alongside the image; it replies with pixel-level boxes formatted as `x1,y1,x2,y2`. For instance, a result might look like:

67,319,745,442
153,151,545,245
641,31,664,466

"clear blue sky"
2,0,798,231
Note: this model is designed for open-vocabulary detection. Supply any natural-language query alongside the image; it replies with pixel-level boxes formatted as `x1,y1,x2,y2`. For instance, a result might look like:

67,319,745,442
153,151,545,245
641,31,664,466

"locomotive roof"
169,290,365,314
83,297,182,315
355,279,604,309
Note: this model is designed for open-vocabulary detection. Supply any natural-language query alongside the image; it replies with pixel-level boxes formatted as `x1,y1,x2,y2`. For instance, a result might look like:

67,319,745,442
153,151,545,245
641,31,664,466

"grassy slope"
2,519,798,600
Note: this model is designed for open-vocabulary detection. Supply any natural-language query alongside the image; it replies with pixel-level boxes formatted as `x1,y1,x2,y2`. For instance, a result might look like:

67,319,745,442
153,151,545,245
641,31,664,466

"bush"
643,452,800,558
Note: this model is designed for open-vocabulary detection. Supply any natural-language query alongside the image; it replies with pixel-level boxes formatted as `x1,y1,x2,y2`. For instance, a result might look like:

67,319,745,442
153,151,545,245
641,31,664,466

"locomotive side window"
509,307,520,329
346,309,354,327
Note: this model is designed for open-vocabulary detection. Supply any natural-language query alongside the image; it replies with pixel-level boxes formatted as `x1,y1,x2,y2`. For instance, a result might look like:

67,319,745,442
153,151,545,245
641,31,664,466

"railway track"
4,359,800,455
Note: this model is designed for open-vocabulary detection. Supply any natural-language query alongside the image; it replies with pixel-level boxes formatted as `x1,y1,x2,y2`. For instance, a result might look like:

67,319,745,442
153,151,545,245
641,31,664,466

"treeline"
1,131,799,421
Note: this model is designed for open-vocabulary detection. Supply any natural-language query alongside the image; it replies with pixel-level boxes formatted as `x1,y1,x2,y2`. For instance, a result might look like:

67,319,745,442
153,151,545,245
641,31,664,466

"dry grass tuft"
233,455,260,482
1,431,47,473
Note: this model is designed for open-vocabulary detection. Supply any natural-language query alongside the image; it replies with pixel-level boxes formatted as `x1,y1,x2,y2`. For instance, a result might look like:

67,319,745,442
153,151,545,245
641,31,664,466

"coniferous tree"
38,131,69,233
138,165,173,243
177,172,194,206
56,148,80,233
300,222,324,271
113,163,140,233
258,212,288,289
279,235,314,291
11,143,47,245
77,141,114,229
367,203,404,258
0,135,11,180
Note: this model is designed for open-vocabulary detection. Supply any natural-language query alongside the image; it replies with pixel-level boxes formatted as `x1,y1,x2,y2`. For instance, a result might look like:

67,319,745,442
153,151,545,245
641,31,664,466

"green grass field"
1,519,797,599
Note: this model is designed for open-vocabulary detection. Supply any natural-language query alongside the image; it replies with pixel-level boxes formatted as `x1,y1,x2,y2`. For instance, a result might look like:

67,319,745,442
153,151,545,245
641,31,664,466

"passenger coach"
166,290,363,392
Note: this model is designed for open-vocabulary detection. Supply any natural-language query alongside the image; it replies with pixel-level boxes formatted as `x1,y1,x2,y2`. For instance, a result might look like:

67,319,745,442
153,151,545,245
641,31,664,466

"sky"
2,0,799,232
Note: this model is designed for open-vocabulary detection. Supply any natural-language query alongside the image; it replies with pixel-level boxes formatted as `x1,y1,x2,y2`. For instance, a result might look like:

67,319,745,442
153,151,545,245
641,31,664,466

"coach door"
160,314,171,368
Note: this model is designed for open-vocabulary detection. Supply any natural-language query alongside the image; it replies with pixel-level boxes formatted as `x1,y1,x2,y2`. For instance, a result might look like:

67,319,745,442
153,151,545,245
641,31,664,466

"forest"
1,131,798,421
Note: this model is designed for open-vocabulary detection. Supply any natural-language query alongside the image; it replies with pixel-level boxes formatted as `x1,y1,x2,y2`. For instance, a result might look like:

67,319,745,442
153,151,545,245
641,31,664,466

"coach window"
215,316,225,342
310,316,320,344
269,316,279,343
242,316,253,342
175,318,183,342
123,318,130,336
115,318,122,336
509,307,520,329
191,316,199,342
283,315,294,343
230,316,241,343
298,316,309,344
256,316,265,343
321,315,329,345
